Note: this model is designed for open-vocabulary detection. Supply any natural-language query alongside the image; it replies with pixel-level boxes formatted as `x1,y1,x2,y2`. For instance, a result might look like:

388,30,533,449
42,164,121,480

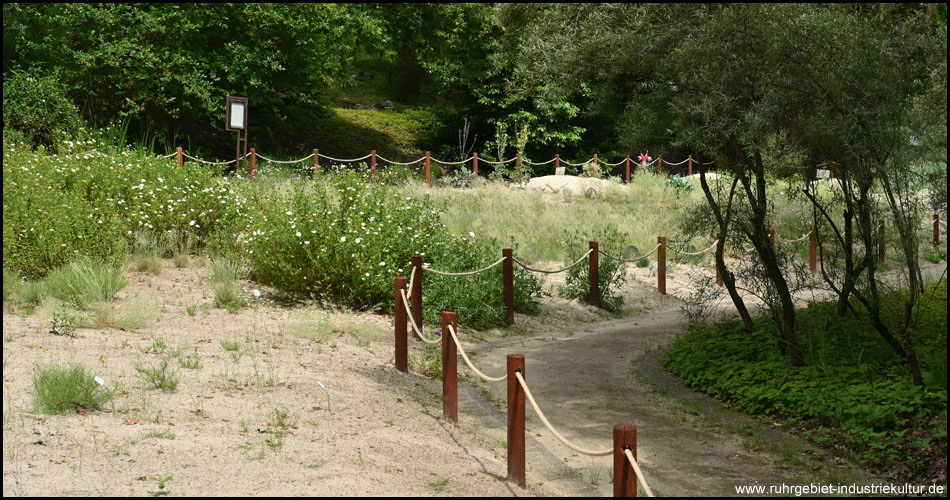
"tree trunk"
699,169,756,331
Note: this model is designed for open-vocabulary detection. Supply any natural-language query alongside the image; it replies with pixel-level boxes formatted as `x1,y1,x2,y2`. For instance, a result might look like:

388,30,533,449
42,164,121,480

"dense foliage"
664,283,948,478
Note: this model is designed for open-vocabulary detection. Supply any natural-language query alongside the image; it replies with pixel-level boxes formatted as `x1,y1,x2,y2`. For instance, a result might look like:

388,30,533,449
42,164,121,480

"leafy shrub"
240,172,455,310
33,364,111,414
2,69,83,152
3,146,242,278
667,174,695,195
560,229,627,313
663,282,948,477
422,240,545,329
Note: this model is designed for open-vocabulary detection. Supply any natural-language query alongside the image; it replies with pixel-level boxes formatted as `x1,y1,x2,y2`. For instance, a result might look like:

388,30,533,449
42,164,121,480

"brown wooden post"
658,156,663,175
934,213,940,249
878,220,886,262
594,154,599,171
809,223,817,274
473,152,478,176
716,157,721,172
442,311,458,423
515,152,521,184
613,423,638,498
555,154,560,172
507,354,526,489
688,155,693,177
716,232,723,287
625,155,631,184
658,236,667,295
176,146,183,167
589,241,600,308
250,148,257,181
425,152,431,187
394,277,408,373
371,149,377,183
318,149,320,176
410,255,423,338
503,248,514,325
769,227,776,246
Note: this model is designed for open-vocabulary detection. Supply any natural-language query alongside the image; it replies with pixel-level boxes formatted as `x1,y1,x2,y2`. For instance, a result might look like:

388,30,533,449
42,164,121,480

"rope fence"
387,213,943,494
163,144,735,187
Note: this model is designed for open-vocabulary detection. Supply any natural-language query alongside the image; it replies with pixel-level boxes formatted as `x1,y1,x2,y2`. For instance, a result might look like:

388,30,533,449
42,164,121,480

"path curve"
458,305,884,496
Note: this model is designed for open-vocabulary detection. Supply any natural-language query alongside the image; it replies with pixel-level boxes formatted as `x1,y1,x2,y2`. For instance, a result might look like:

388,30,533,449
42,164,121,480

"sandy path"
459,307,881,497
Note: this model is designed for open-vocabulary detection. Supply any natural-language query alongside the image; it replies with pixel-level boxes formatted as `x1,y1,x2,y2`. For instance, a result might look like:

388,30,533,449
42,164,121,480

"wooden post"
716,157,721,172
688,155,693,177
625,155,631,184
394,277,408,373
425,152,431,187
507,354,526,489
658,156,663,175
371,149,377,183
769,227,776,246
613,423,638,498
716,232,723,287
176,146,183,167
934,213,940,249
878,220,886,262
442,311,458,423
410,255,423,338
515,152,521,184
658,236,667,295
555,154,560,172
589,241,600,308
473,152,478,176
594,154,599,172
503,248,514,325
318,149,320,177
250,148,257,181
809,223,817,274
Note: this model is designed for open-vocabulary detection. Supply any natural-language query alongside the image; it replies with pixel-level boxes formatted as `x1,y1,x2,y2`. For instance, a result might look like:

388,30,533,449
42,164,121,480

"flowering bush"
3,144,242,278
239,172,454,309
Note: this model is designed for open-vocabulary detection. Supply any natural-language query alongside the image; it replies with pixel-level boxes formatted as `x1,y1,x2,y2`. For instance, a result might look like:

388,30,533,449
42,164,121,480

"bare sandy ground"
3,246,945,496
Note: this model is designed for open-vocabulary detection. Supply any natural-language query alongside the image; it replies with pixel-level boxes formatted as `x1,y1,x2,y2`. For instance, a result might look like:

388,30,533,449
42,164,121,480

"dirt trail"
452,258,947,496
459,307,881,496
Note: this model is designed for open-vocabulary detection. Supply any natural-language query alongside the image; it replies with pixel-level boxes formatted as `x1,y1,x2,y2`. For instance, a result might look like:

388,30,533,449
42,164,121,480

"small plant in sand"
32,364,111,414
134,359,180,391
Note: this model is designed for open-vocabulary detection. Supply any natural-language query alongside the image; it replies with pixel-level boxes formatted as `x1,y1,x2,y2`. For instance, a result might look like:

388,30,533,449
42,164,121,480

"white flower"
189,220,196,226
469,231,476,238
355,238,362,244
378,261,386,266
304,240,310,245
286,211,293,216
296,231,302,237
340,236,346,242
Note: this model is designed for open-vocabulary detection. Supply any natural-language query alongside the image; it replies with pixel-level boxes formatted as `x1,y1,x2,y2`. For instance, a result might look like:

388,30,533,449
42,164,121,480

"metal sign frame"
225,96,249,173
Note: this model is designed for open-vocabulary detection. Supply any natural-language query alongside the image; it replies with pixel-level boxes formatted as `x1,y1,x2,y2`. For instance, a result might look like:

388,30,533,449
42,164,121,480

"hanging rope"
377,155,427,166
447,324,507,383
515,372,613,456
480,157,518,166
158,152,178,159
255,153,314,164
624,448,656,497
398,288,441,345
522,158,557,166
512,249,593,274
776,232,811,243
597,243,663,263
421,257,507,277
405,266,418,300
600,158,627,167
666,240,719,256
181,151,247,165
660,158,690,166
560,158,595,167
430,156,475,166
318,153,374,163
